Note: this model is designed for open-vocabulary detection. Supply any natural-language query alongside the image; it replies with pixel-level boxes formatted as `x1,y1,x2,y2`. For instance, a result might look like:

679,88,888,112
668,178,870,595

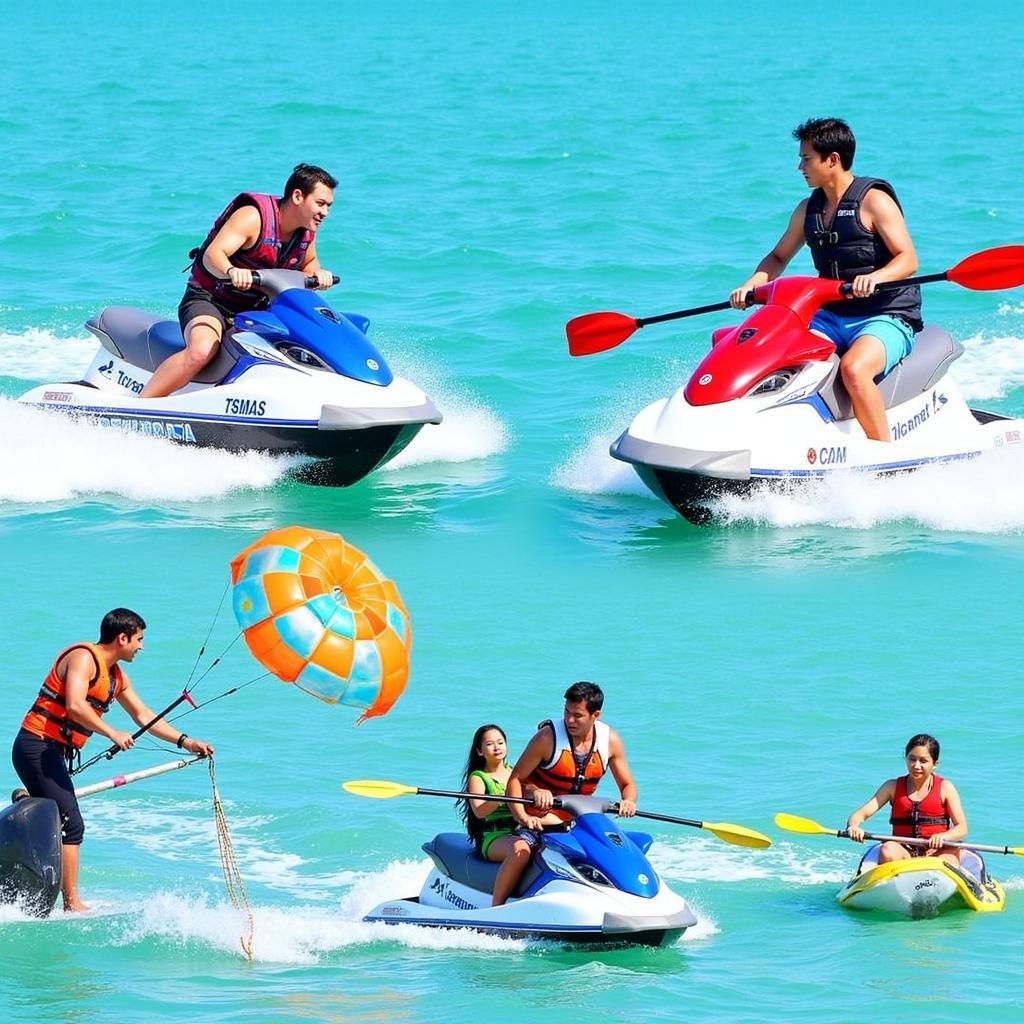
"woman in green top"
463,723,543,907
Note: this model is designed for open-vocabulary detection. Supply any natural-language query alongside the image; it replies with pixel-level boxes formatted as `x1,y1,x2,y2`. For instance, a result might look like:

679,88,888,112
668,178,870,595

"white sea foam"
551,430,651,497
652,836,848,887
713,448,1024,532
0,328,97,382
384,398,508,470
91,854,717,962
84,796,358,901
0,397,291,503
953,332,1024,400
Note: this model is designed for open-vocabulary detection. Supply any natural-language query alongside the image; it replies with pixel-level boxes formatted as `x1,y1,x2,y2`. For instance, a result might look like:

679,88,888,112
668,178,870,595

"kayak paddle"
617,804,771,848
566,244,1024,357
343,779,771,847
775,812,1024,857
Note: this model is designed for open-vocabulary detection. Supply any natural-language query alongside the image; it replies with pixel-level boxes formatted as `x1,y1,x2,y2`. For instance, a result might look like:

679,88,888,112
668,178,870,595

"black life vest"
804,176,922,331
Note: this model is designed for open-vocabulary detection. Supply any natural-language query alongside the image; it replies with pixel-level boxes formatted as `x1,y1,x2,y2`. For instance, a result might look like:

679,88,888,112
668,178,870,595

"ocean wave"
652,836,848,886
0,328,97,383
84,795,357,902
953,331,1024,400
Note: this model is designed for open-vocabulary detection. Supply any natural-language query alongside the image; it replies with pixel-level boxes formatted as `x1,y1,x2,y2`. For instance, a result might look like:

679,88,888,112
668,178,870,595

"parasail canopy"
230,526,411,722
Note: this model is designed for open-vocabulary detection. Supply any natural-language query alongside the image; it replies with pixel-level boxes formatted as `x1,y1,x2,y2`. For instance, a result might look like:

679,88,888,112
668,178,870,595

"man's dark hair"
564,680,604,713
284,163,338,197
792,117,856,170
99,608,146,644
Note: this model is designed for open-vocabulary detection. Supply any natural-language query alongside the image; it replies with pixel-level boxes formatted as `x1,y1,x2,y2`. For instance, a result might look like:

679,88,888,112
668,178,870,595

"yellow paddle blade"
774,813,834,835
705,821,772,848
342,779,418,799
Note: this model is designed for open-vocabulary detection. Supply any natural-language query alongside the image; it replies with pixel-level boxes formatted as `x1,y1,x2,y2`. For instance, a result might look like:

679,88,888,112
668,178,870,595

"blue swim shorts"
810,309,915,377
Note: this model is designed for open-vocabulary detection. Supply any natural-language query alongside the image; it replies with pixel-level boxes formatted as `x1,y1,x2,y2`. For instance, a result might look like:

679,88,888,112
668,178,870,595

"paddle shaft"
619,806,703,829
841,827,1016,856
74,756,203,798
634,272,944,330
415,785,547,807
409,788,706,830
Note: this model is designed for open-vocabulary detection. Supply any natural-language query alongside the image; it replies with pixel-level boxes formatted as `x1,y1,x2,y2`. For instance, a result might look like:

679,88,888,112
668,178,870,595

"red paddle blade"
565,311,641,356
947,245,1024,291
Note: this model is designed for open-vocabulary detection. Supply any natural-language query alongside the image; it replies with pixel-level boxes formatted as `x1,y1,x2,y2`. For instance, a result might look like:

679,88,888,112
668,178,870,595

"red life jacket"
889,774,950,838
188,192,314,311
21,643,125,750
526,718,610,822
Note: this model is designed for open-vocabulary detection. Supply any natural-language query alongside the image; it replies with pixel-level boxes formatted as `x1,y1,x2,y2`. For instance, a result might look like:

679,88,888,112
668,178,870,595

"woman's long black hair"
460,723,506,846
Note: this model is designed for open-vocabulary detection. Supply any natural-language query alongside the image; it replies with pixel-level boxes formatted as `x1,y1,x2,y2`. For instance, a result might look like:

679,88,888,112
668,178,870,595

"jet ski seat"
86,307,238,385
423,833,544,898
818,325,964,422
423,828,656,898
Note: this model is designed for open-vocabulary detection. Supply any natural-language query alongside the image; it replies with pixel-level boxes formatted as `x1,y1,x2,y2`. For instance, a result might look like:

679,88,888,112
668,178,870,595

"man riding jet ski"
18,269,441,486
608,268,1024,524
363,795,698,946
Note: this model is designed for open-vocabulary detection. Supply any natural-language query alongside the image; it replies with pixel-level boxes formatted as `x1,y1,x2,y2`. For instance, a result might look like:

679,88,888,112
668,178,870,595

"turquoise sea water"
2,2,1024,1021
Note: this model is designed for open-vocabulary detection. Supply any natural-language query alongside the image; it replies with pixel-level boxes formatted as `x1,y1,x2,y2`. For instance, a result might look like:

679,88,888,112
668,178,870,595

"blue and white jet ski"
18,270,442,486
364,795,697,946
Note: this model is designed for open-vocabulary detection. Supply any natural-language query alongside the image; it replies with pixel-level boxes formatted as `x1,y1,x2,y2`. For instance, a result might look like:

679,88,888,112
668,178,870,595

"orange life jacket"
21,643,124,749
526,718,610,822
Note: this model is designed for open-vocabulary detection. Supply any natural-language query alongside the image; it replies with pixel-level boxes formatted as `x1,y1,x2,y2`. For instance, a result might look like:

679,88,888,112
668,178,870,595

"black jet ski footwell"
0,797,62,917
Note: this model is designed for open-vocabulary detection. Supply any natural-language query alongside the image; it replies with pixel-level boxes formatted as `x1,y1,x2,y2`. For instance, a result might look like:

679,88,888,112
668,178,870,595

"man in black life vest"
140,163,338,399
11,608,214,912
506,681,638,829
730,117,922,442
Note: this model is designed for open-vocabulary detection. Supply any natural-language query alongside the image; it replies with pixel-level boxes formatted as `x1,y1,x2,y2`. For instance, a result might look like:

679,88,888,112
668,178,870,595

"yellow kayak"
838,845,1005,917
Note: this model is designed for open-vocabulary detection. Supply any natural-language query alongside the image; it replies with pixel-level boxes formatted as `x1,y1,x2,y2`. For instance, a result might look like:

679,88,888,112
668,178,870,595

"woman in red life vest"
11,609,213,912
845,734,968,866
139,163,338,399
462,724,556,907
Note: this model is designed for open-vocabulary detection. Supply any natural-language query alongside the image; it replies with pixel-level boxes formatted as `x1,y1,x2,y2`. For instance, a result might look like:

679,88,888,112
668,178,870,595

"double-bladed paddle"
774,812,1024,857
343,778,771,848
565,244,1024,357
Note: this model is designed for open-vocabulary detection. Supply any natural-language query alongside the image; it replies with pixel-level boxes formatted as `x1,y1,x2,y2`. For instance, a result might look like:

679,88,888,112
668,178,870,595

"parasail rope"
209,758,255,961
182,581,232,692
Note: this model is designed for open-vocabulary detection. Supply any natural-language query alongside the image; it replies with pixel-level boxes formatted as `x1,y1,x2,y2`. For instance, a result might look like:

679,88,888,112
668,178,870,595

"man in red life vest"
506,681,638,830
140,163,338,399
729,118,922,442
11,609,214,912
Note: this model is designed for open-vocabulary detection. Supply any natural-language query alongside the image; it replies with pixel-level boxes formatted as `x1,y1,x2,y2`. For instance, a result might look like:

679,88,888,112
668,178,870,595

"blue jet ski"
19,269,442,486
364,795,697,947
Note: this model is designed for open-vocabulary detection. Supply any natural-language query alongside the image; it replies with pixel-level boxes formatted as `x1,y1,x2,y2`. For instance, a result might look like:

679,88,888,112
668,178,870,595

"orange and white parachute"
230,526,411,722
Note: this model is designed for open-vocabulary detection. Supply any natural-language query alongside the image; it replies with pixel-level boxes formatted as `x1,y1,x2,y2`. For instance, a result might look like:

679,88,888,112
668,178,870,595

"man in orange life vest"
506,681,638,829
139,163,338,399
11,609,214,912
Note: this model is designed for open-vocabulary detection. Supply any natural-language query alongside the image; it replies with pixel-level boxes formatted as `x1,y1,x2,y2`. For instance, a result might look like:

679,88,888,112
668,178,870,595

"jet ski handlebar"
249,268,340,297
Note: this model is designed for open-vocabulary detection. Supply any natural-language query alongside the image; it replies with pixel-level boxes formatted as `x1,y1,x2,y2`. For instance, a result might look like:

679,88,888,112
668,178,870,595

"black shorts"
11,729,85,845
178,284,235,336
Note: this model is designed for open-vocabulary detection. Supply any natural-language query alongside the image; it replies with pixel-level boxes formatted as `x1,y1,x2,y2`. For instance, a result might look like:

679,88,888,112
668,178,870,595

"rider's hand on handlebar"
226,267,254,290
311,268,337,290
